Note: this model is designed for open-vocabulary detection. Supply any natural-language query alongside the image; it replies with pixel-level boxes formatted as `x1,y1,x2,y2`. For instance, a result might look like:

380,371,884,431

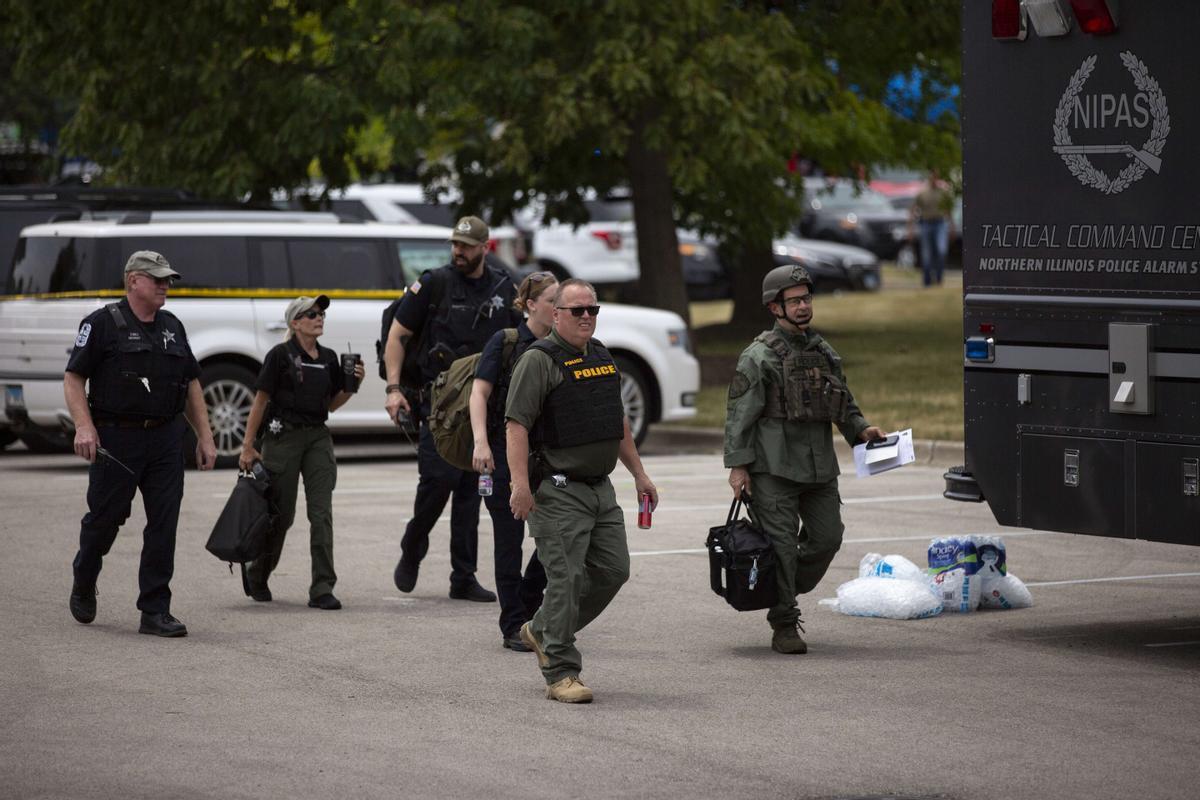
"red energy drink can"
637,493,652,529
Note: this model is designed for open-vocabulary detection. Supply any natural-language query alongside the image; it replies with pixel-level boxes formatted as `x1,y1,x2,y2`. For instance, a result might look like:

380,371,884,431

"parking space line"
1025,572,1200,587
629,530,1052,557
1145,641,1200,648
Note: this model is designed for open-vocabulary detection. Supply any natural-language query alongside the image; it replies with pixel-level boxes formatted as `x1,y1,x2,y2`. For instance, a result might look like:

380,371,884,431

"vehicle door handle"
265,322,288,332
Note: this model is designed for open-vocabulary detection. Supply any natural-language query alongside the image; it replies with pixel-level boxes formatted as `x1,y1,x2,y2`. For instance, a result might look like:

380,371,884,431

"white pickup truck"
0,217,699,464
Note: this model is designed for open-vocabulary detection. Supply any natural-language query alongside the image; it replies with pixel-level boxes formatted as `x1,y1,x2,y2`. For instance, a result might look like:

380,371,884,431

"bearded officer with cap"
724,263,884,654
64,250,217,637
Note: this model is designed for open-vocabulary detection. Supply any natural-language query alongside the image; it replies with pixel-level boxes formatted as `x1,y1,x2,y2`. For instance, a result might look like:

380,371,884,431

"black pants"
72,417,186,614
400,418,481,589
483,439,546,637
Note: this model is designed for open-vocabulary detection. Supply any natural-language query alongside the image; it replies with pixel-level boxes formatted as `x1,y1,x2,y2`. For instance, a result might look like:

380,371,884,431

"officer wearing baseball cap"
64,250,216,637
723,262,884,654
383,215,522,603
238,294,363,610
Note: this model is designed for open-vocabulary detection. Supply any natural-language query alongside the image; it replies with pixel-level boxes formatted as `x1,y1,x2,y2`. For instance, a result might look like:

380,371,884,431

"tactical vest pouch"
705,495,778,612
759,333,850,424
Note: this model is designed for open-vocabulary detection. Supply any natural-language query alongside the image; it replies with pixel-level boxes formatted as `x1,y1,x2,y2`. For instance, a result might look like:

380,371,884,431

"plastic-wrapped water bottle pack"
821,536,1033,620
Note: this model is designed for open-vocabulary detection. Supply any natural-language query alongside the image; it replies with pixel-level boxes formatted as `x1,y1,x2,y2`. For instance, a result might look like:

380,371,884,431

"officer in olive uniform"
725,264,884,655
506,279,658,704
64,251,217,637
383,216,522,602
239,295,364,610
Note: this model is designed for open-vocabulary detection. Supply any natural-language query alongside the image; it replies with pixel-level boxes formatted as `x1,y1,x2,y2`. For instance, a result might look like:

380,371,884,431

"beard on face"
453,249,484,274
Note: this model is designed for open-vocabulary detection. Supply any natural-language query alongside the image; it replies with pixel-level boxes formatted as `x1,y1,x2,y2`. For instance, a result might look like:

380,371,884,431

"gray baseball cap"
284,294,330,324
124,250,181,280
448,216,489,247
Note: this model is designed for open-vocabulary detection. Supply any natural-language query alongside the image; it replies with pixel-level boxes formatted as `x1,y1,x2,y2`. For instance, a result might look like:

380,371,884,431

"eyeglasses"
556,305,601,318
298,309,326,320
782,294,813,308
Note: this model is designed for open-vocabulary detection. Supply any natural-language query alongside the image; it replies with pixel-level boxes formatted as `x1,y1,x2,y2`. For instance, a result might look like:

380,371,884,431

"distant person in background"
907,170,956,287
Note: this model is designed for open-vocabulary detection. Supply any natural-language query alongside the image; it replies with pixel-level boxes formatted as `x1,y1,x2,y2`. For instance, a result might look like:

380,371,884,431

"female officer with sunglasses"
238,295,364,610
468,271,557,651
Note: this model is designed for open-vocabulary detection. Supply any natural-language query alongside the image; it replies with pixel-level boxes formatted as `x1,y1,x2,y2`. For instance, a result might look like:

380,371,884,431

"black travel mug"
341,353,361,393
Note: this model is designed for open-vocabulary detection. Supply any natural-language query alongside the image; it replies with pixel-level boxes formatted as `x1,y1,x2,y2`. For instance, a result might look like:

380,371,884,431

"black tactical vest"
530,337,625,449
270,339,335,424
756,330,851,424
419,265,516,383
88,303,191,419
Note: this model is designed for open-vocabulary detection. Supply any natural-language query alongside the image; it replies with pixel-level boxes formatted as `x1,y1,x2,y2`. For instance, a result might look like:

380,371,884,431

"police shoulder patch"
74,323,92,348
728,370,751,400
409,280,422,294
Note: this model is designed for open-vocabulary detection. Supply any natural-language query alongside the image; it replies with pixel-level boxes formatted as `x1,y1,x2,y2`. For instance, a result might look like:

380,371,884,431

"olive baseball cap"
448,215,489,247
284,294,330,323
124,250,181,280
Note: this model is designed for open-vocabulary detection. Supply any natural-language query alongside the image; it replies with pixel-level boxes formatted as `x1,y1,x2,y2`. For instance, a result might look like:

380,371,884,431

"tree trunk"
626,110,690,326
728,237,776,330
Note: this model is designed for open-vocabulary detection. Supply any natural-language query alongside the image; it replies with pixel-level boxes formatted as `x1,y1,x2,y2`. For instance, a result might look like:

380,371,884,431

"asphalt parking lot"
2,433,1198,800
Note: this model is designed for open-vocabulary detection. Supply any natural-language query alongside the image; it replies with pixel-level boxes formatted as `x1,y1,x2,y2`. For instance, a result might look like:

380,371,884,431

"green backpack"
428,328,519,471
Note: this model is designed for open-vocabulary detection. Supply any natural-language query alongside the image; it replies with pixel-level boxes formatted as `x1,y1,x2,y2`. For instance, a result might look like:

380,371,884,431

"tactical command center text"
977,223,1200,274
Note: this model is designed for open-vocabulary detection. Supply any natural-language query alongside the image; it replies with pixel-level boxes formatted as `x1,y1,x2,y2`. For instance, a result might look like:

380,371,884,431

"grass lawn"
675,266,965,441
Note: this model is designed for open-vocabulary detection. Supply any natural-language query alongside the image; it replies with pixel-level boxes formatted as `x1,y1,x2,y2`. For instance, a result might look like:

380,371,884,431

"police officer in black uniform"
64,251,217,637
383,216,522,601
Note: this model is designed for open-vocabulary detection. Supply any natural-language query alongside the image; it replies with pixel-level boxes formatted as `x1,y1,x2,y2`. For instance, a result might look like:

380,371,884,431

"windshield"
808,183,895,213
5,236,100,295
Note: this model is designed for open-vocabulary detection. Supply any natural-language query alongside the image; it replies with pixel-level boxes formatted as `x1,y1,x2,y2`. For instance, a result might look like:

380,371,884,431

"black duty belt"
95,416,175,429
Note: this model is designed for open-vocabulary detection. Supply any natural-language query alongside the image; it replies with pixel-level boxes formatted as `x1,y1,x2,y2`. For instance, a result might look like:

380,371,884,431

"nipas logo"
1052,51,1170,195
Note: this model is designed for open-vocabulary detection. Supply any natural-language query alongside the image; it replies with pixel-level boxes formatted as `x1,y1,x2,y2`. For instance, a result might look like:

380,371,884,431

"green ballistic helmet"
761,262,812,305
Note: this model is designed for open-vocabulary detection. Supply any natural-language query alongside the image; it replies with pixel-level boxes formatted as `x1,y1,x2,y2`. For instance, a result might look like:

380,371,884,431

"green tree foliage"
6,0,959,325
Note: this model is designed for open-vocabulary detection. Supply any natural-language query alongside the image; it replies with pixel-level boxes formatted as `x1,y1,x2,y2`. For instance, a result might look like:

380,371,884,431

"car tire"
198,362,258,469
614,356,652,448
17,427,72,454
536,259,571,282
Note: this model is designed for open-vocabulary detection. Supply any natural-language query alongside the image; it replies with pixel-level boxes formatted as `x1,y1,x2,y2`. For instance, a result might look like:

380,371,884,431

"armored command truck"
946,1,1199,546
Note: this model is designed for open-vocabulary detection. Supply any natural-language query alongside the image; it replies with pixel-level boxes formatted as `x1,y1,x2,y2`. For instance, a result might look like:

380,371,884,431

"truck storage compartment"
1019,433,1126,538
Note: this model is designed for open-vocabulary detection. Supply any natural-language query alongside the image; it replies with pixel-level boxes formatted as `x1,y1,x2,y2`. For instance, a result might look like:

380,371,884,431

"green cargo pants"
247,425,338,600
750,472,843,629
527,476,630,685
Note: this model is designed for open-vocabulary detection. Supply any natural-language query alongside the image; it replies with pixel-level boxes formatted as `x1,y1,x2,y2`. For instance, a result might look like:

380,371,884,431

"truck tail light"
1068,0,1118,35
1024,0,1073,38
592,230,622,251
992,0,1028,40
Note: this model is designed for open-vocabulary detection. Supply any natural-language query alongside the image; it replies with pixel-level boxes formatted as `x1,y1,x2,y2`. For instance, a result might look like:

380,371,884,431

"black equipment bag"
705,494,778,611
205,462,274,564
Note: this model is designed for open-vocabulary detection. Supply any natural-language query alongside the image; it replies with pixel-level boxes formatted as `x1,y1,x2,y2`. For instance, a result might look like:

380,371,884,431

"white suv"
0,217,699,465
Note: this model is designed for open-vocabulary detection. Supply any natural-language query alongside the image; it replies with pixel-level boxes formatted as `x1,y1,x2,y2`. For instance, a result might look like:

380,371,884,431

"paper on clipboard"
853,428,915,478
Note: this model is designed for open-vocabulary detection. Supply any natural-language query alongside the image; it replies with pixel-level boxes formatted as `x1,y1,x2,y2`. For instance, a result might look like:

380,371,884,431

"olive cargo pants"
750,472,843,629
526,476,630,685
247,425,338,600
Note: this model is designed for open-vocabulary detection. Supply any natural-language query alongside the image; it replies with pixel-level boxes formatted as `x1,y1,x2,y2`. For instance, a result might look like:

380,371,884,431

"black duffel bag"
205,462,274,564
706,493,778,611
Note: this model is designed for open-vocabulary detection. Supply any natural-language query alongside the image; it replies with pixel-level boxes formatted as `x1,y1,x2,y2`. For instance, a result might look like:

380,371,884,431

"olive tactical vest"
88,303,191,418
529,337,625,449
755,330,850,424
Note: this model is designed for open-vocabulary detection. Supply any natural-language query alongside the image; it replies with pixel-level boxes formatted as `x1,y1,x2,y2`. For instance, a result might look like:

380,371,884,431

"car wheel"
614,356,651,448
536,259,571,282
199,362,257,469
17,427,72,453
858,270,882,291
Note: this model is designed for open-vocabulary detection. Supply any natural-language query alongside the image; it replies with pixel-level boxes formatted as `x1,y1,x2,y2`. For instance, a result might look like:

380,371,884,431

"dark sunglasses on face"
139,274,174,286
298,309,326,320
556,305,601,318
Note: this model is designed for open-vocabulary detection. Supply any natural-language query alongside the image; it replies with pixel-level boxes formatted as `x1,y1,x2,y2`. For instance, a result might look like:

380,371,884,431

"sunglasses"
556,305,601,318
138,274,174,286
298,309,326,320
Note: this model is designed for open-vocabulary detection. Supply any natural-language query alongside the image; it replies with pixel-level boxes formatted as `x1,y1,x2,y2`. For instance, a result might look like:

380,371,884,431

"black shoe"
502,633,532,652
449,582,497,603
393,559,418,593
139,612,187,638
308,593,342,610
249,585,272,602
69,584,96,624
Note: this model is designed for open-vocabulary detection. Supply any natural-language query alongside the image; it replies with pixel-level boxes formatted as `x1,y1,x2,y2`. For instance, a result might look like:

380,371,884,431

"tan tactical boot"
771,623,808,654
546,676,593,703
520,621,549,669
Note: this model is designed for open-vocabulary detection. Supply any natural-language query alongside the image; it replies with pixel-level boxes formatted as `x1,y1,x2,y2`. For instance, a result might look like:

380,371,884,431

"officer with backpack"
382,216,522,602
724,264,884,655
64,251,217,637
468,271,557,652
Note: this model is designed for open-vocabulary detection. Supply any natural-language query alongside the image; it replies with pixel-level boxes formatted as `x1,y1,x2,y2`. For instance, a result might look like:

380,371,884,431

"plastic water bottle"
478,472,493,497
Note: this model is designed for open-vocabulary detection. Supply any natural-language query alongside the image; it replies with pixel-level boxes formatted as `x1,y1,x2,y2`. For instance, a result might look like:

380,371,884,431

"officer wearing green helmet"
724,263,884,654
